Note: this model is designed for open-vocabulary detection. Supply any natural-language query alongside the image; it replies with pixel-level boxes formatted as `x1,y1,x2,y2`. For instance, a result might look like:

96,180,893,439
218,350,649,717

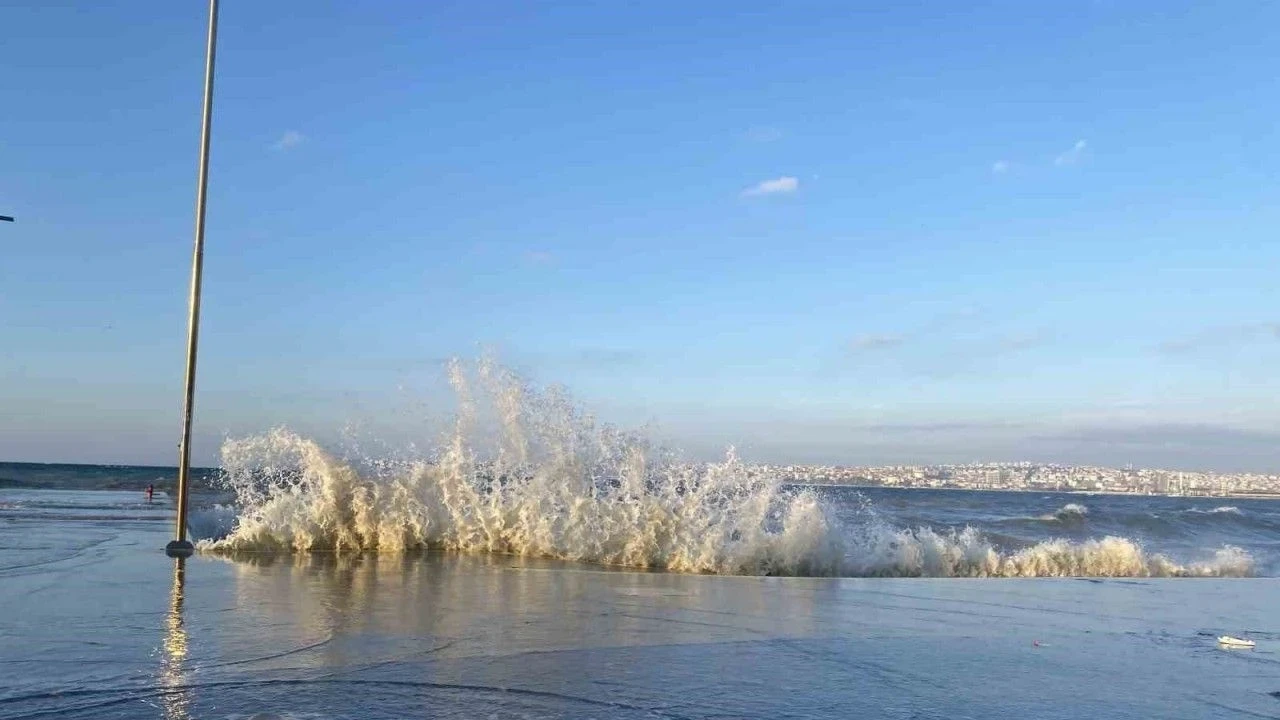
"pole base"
165,540,196,558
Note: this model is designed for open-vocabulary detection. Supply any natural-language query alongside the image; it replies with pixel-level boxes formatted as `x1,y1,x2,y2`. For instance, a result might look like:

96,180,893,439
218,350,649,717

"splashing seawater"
197,360,1254,578
200,360,844,576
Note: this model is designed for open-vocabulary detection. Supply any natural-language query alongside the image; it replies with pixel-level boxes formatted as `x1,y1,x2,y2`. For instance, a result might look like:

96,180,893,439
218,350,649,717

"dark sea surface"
0,461,219,492
2,462,1278,718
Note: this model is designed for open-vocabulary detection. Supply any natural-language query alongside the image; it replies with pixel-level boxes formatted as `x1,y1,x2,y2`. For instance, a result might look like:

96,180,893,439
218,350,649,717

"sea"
2,371,1279,718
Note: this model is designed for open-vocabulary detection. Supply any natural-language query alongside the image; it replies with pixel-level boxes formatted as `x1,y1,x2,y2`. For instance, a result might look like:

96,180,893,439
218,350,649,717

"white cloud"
272,130,305,151
741,176,799,197
1054,139,1087,166
991,160,1009,174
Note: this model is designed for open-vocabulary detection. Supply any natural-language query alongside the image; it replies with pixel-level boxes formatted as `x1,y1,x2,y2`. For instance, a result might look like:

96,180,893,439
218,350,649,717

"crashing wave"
195,360,1253,578
1038,502,1089,523
197,429,847,576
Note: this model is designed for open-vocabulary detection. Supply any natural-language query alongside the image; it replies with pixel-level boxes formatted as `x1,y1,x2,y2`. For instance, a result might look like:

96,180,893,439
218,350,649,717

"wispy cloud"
511,347,647,373
991,160,1009,174
1157,322,1280,354
742,176,799,197
1013,422,1280,472
838,318,1050,379
844,309,983,361
911,331,1049,378
523,250,555,265
742,126,784,143
858,420,1031,434
1053,139,1087,166
272,130,306,151
1041,423,1280,448
848,334,907,354
998,332,1048,353
571,348,646,368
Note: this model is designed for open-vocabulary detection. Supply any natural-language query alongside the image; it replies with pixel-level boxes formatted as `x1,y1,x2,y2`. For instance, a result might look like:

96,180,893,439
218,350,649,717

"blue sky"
2,1,1279,470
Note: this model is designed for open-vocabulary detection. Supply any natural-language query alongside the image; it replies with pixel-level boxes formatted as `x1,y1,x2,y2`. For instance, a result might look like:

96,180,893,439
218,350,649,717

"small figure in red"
146,484,155,503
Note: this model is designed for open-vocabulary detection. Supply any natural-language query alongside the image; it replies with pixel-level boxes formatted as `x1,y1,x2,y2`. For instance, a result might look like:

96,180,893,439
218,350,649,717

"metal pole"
167,0,219,557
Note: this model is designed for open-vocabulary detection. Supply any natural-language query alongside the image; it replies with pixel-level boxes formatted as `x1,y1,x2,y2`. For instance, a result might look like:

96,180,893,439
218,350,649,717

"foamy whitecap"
1038,503,1089,523
1192,506,1243,515
843,523,1251,577
196,360,1254,578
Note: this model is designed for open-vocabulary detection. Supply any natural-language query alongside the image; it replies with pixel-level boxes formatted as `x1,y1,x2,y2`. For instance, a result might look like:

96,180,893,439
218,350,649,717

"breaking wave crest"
841,524,1252,577
1039,502,1089,523
196,360,1253,578
1192,506,1242,515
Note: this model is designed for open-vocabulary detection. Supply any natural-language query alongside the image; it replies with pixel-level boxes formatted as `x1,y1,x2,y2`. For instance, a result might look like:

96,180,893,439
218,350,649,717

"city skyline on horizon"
3,2,1280,471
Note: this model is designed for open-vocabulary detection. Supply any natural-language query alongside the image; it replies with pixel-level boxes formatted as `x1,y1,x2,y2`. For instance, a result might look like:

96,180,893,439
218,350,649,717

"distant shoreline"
4,460,1277,500
789,482,1280,501
0,460,218,472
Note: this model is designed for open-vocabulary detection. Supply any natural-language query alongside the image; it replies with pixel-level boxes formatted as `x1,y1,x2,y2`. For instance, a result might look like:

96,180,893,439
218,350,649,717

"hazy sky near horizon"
2,2,1279,471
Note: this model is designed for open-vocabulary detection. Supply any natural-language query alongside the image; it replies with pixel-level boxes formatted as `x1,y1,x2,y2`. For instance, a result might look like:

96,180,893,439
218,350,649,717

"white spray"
199,360,1253,578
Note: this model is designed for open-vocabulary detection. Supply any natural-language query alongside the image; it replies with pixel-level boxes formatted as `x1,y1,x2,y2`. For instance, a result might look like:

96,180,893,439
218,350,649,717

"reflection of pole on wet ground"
160,558,192,720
